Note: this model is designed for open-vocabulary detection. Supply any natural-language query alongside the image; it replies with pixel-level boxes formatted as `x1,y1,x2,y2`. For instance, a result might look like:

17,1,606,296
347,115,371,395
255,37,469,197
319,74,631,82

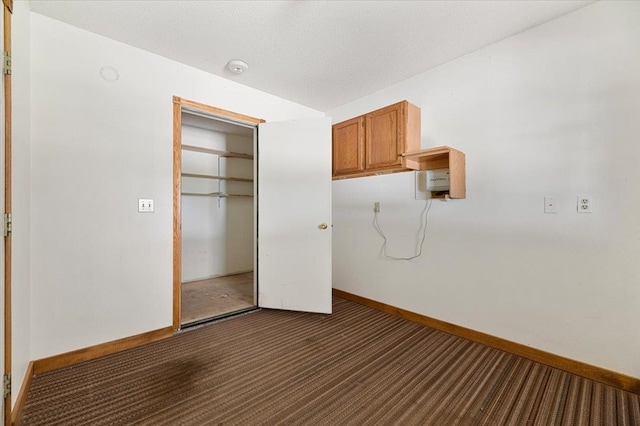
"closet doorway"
173,96,333,331
173,97,262,327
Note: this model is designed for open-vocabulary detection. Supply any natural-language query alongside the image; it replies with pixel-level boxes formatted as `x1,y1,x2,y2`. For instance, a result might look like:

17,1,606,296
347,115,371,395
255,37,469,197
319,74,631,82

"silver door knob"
319,223,328,230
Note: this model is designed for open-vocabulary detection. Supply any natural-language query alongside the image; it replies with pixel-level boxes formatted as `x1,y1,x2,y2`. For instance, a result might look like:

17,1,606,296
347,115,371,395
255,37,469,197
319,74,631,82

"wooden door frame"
172,96,263,330
2,0,11,425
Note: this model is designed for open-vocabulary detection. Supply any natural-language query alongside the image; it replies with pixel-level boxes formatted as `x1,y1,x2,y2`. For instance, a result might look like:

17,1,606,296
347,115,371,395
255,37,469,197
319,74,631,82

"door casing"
172,96,264,330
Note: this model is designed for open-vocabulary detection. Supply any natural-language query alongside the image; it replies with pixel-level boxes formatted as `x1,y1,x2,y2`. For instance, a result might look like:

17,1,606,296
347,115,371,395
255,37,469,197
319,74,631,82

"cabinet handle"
319,223,328,230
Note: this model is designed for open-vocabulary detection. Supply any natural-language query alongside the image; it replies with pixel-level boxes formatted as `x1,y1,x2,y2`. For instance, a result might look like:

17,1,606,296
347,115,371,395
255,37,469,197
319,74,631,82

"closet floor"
181,272,254,325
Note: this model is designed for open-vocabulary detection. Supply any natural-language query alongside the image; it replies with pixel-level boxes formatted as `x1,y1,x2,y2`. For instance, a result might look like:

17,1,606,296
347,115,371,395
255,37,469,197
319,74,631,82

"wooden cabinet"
332,101,421,179
332,116,364,175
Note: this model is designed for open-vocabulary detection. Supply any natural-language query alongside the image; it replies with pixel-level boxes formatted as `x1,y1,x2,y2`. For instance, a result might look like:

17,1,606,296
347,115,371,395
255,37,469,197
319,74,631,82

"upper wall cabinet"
332,116,365,176
332,101,421,179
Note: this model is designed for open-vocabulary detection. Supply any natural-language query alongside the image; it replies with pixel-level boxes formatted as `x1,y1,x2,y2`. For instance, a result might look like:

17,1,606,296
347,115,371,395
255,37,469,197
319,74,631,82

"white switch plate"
544,196,558,213
138,199,154,213
577,196,592,213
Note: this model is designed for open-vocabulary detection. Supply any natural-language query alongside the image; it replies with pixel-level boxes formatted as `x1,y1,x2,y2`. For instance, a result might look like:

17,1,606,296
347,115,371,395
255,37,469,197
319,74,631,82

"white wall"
12,0,31,406
330,1,640,378
181,125,254,281
30,13,322,359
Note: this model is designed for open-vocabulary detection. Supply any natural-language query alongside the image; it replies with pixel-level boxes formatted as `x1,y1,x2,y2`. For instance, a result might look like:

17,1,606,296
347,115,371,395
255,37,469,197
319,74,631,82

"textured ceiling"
28,0,594,111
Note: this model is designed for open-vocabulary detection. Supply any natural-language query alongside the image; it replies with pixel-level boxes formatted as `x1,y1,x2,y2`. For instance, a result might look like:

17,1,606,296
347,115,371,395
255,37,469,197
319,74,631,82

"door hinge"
3,51,11,76
3,213,12,237
2,374,10,399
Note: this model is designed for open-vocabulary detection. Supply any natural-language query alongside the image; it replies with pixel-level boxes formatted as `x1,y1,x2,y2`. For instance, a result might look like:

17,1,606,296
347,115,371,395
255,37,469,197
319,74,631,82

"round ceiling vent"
99,66,120,83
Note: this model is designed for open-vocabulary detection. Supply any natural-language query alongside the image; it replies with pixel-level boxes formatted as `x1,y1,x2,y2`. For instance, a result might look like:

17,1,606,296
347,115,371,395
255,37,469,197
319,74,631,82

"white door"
258,117,332,314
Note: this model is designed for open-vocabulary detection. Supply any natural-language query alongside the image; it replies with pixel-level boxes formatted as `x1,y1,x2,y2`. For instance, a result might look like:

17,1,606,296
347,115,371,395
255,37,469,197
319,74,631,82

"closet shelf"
181,172,253,183
181,192,253,198
182,144,253,160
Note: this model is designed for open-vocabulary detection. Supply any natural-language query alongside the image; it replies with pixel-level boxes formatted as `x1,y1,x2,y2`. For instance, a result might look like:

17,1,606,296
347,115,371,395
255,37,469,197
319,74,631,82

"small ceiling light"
227,59,249,74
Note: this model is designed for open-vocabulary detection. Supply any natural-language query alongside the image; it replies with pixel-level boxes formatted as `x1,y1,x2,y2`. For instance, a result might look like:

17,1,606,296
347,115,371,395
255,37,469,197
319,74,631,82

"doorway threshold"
180,306,260,330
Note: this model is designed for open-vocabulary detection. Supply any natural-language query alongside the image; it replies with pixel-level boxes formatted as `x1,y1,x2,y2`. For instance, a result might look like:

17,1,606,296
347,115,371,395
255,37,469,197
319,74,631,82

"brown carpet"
21,297,640,425
181,272,254,324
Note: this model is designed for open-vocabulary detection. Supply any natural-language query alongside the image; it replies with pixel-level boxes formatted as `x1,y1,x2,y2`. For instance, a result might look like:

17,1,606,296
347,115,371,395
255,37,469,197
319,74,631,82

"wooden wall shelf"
403,146,466,199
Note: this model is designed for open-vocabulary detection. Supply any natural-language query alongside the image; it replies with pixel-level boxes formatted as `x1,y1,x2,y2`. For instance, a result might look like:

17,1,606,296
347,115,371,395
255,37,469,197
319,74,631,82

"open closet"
178,106,257,326
173,96,334,331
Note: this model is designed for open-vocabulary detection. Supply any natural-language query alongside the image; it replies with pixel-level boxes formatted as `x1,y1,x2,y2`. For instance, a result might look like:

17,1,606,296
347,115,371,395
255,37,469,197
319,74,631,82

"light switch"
138,199,154,213
544,196,558,213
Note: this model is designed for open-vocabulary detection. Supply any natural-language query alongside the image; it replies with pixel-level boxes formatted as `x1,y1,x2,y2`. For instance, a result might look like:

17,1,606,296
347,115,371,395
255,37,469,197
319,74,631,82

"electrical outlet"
544,196,558,213
138,199,154,213
577,196,592,213
374,202,380,213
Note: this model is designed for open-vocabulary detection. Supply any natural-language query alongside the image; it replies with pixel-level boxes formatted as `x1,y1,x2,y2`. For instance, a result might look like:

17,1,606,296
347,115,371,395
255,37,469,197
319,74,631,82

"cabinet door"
332,116,364,176
258,117,332,314
365,102,404,170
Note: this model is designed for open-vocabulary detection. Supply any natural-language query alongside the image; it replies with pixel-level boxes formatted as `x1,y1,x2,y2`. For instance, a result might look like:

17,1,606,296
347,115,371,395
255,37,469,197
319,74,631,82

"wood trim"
333,288,640,395
10,362,32,426
332,167,412,181
172,100,182,330
32,326,174,375
448,148,466,199
172,96,263,330
3,2,12,426
173,96,265,125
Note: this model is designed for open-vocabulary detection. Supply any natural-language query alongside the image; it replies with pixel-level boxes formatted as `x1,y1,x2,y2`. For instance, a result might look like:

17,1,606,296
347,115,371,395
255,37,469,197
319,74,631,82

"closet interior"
180,110,256,326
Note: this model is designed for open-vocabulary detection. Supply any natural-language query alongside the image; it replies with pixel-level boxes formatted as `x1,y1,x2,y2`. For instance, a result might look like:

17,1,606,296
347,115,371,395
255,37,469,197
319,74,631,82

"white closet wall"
181,122,254,282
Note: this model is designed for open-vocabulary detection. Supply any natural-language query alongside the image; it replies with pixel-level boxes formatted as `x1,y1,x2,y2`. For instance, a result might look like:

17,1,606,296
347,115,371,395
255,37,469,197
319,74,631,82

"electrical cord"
373,199,432,260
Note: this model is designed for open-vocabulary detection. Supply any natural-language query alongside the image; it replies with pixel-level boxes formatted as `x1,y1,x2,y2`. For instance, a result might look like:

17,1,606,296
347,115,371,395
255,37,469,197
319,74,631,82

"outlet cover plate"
577,196,592,213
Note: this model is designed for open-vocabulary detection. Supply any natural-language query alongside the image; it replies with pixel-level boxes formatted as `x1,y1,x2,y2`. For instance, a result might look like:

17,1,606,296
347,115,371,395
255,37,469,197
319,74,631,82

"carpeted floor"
181,272,254,324
21,297,640,425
